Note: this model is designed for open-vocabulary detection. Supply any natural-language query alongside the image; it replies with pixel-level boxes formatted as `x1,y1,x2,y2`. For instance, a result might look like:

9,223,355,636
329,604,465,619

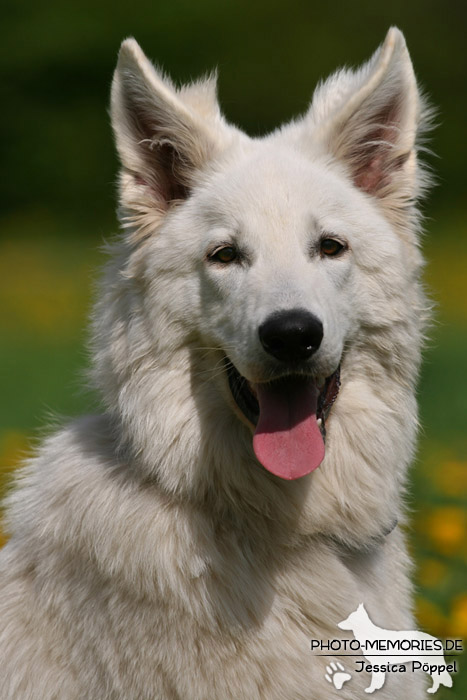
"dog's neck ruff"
328,518,399,555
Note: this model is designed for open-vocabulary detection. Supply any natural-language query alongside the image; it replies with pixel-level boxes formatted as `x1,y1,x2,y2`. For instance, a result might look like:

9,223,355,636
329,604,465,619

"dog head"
92,30,431,542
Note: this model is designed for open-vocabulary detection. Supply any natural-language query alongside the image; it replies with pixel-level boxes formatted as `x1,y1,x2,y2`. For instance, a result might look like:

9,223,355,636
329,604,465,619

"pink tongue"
252,380,324,480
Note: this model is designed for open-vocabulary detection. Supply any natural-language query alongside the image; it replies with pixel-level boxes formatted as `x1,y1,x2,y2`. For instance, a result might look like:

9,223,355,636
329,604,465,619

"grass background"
1,0,466,696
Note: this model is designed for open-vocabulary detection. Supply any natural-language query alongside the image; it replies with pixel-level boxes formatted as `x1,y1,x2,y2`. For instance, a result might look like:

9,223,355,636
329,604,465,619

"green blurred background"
1,1,466,696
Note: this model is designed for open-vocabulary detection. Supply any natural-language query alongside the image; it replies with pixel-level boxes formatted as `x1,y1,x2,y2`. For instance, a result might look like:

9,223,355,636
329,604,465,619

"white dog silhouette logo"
337,604,453,694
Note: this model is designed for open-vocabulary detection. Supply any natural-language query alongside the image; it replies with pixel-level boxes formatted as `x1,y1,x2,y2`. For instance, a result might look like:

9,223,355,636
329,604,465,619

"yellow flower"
0,430,31,549
425,506,466,556
417,558,447,588
0,430,31,472
450,594,467,638
433,459,467,497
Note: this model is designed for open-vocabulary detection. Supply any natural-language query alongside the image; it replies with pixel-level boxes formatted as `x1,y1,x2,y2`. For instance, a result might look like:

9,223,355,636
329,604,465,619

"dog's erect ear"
111,39,229,230
306,28,429,220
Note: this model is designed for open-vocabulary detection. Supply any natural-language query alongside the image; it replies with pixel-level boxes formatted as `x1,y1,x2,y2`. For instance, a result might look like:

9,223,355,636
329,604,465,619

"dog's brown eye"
320,238,345,257
210,246,238,264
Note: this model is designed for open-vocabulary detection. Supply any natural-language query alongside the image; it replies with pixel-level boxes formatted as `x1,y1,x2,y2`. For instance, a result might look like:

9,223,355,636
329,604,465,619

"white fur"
0,28,432,698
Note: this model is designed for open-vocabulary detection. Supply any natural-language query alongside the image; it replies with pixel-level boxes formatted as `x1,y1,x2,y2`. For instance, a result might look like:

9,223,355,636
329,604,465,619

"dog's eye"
209,246,238,264
320,238,345,257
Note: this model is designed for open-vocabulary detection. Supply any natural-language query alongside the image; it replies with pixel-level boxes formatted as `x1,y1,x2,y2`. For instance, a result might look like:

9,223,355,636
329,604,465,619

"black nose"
259,309,323,362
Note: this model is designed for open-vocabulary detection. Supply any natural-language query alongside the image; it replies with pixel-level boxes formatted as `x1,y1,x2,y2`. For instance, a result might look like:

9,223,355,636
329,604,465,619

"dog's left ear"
305,28,430,221
111,39,232,230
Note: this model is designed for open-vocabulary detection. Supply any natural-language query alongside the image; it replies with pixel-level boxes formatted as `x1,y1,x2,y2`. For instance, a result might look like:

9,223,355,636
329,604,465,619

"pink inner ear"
354,154,385,194
351,98,404,196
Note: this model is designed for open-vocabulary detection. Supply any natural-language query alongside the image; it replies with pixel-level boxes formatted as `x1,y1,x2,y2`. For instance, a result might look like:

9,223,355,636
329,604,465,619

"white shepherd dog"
0,28,434,699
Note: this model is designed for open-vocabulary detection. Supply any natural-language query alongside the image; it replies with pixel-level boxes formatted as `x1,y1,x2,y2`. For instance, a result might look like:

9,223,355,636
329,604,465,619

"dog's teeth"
317,418,322,427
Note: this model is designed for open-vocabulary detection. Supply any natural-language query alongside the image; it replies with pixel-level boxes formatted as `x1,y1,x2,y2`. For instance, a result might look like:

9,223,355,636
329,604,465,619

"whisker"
191,356,230,382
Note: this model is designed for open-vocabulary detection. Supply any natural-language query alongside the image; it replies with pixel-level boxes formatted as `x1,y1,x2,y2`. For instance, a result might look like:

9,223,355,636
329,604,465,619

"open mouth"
227,361,340,480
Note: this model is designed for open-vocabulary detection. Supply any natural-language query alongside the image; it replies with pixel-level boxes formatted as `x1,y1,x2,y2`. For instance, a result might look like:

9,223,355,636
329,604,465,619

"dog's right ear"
111,39,229,231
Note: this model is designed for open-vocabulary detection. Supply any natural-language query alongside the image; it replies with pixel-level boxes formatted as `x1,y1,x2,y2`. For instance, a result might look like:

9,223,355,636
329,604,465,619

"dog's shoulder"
1,415,123,564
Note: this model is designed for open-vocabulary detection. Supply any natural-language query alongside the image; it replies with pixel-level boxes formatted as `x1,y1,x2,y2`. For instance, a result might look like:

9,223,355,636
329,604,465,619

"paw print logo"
325,661,351,690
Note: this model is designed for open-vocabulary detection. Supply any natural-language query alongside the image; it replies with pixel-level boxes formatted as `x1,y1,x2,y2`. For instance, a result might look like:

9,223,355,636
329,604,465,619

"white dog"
0,28,433,699
338,604,453,694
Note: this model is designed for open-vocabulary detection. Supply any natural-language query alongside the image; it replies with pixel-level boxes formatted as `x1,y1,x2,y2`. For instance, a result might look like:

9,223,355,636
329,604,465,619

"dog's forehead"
199,145,367,235
218,147,339,201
